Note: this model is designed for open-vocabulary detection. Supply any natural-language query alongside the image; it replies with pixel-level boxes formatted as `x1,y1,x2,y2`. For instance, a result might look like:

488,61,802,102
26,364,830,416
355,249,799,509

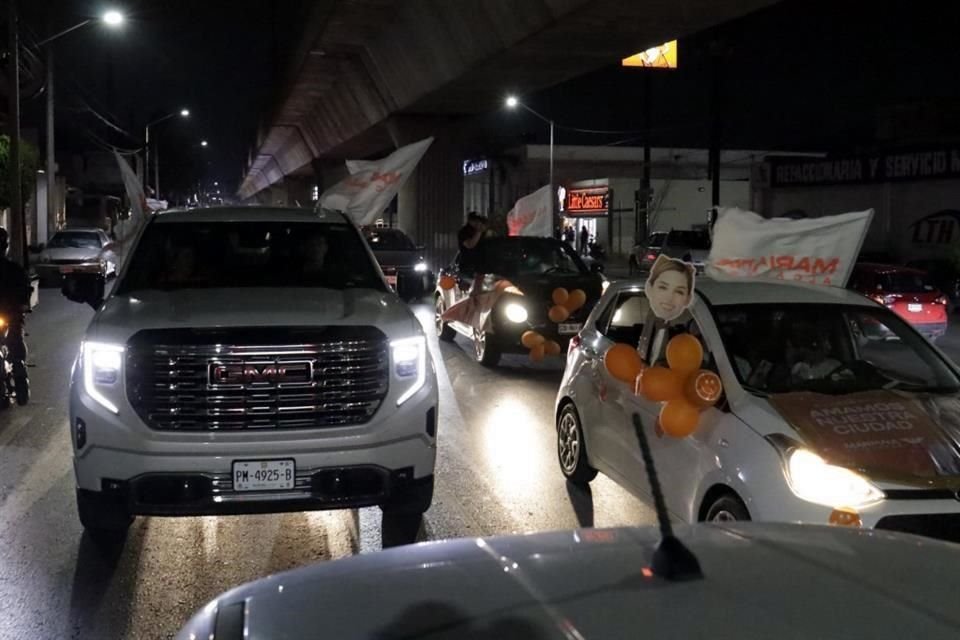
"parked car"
32,228,119,285
557,277,960,540
906,258,960,312
179,521,960,639
630,229,711,274
435,236,605,367
849,263,948,341
61,207,437,541
363,226,433,301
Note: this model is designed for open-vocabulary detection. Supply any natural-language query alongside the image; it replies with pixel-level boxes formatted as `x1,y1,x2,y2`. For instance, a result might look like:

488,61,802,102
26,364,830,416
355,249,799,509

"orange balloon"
666,334,704,374
529,343,546,362
548,305,571,323
659,400,700,438
604,344,644,385
685,370,723,408
639,366,683,402
521,331,545,349
552,288,570,306
564,289,587,312
544,340,562,357
439,275,456,290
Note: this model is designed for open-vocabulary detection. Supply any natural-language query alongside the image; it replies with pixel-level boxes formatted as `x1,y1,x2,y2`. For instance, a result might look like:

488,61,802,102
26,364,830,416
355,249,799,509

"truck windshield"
117,221,384,293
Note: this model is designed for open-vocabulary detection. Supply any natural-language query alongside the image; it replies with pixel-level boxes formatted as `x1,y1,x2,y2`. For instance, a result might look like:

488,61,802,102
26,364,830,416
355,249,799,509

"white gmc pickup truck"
62,207,437,540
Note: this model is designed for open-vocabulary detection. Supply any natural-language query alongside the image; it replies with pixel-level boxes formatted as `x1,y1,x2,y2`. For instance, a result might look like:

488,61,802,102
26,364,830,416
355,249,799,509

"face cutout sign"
644,255,696,322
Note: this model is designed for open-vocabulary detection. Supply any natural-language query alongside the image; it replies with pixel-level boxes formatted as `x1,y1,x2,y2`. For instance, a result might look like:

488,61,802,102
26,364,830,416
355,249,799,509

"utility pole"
45,45,54,238
640,73,652,241
7,0,24,266
709,42,723,208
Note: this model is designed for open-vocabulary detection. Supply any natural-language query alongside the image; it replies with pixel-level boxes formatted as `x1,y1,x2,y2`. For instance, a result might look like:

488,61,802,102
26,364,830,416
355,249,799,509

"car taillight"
568,335,582,355
645,253,656,262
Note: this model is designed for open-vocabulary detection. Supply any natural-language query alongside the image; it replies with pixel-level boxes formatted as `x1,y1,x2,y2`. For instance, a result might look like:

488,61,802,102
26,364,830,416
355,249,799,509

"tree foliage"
0,134,40,209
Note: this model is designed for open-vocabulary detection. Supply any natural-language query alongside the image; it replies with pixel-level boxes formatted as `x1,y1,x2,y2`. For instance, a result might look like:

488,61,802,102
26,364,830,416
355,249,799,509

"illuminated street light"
103,10,125,27
180,108,190,117
200,140,209,147
503,95,556,233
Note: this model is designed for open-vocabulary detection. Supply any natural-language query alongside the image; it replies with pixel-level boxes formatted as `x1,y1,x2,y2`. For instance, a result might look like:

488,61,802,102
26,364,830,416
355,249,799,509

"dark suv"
363,227,433,301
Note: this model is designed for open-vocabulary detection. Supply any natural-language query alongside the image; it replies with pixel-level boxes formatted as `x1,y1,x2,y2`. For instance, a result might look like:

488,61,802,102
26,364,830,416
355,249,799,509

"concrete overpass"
240,0,777,262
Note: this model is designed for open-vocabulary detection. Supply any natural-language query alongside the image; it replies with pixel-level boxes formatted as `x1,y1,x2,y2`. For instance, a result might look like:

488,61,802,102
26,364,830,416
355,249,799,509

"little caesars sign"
770,148,960,187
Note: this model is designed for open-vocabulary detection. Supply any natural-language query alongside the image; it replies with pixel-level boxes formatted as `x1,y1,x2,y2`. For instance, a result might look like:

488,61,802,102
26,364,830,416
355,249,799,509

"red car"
849,263,949,341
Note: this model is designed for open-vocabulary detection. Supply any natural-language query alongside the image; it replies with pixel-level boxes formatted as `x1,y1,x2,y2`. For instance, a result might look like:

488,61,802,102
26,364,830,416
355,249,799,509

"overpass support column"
390,117,464,270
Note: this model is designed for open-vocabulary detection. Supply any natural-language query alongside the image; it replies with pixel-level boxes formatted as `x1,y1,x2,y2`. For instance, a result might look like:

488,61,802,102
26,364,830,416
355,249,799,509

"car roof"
611,276,876,307
154,206,351,224
854,262,925,275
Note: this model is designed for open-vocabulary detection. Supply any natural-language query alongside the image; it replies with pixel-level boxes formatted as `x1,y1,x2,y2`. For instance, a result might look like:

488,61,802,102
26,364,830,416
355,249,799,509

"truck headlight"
392,336,426,406
504,302,528,324
82,342,124,414
414,262,428,273
785,449,883,508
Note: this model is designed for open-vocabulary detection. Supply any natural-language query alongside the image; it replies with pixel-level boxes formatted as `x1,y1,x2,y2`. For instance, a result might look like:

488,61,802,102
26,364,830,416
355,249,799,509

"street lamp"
31,8,126,258
200,140,209,147
144,108,190,199
505,95,556,234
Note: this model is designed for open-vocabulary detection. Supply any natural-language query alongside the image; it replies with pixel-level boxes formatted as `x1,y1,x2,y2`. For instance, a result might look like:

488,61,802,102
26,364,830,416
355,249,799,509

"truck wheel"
474,330,501,367
435,297,456,342
77,490,133,543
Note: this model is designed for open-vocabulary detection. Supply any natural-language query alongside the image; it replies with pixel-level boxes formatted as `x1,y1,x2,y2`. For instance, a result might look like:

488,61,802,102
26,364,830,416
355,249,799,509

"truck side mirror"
62,272,105,310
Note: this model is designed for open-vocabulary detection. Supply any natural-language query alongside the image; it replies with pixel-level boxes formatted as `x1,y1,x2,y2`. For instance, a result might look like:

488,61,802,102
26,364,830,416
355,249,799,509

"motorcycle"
588,240,607,262
0,314,29,408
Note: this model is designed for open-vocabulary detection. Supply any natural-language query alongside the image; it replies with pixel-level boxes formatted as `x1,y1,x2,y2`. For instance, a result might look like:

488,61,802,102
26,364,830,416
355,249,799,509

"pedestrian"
579,225,589,256
564,225,575,247
457,211,488,292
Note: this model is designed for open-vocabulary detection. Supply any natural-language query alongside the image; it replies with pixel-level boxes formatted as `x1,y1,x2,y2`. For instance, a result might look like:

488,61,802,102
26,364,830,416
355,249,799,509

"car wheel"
474,329,501,367
703,493,751,523
557,403,597,485
435,296,456,342
76,490,133,543
14,376,28,406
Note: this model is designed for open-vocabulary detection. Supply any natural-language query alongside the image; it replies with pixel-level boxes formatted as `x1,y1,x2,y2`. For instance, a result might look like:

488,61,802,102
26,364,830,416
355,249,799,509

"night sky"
20,1,960,198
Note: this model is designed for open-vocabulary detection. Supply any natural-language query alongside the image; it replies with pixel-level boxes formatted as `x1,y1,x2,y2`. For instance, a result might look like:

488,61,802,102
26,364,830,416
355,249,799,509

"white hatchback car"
557,277,960,540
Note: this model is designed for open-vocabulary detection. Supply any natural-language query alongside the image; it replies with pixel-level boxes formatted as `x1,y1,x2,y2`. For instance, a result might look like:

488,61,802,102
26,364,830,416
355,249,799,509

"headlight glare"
786,448,883,508
391,336,426,406
83,342,124,413
504,302,528,324
414,262,428,273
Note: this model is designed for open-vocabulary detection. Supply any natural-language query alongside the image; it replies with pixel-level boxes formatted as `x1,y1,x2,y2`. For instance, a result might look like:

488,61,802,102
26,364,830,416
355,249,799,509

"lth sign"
562,186,611,217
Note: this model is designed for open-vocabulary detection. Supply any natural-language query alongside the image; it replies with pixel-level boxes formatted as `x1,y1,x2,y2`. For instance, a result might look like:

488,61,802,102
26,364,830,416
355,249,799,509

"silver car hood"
177,523,960,639
41,247,101,261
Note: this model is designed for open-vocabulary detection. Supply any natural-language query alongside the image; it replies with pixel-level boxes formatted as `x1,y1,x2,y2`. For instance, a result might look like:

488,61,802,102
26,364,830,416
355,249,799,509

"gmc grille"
126,327,390,431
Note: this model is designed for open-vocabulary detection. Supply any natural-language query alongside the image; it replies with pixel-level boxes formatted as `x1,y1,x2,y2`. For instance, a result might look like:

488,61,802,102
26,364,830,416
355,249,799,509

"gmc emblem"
209,361,312,386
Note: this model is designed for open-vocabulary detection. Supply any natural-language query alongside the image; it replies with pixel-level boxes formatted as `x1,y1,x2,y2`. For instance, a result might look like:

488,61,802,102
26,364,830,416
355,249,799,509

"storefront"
559,182,610,254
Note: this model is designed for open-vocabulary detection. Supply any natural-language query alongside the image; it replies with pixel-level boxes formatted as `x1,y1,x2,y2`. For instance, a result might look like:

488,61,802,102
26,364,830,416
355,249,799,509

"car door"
587,290,655,483
612,307,727,521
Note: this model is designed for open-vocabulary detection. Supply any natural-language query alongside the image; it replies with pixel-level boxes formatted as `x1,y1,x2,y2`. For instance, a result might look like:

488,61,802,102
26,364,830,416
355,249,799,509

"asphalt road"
0,294,653,640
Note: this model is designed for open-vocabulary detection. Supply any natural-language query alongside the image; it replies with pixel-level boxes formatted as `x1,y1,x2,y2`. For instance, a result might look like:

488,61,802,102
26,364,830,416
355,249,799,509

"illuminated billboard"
622,40,678,69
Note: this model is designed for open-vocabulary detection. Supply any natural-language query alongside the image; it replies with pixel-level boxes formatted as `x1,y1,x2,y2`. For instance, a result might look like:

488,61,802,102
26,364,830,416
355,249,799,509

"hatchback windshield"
714,303,960,395
117,221,384,292
365,228,416,251
47,231,101,249
479,238,588,277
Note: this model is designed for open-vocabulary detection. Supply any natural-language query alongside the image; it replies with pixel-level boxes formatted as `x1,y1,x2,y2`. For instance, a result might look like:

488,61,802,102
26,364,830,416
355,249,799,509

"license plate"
232,459,295,492
908,303,923,312
559,323,582,335
386,275,398,287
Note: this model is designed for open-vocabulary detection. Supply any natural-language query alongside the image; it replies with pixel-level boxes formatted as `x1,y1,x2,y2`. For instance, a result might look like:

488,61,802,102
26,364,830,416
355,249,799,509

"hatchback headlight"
82,342,124,414
785,449,884,508
414,262,428,273
392,336,426,406
504,302,528,324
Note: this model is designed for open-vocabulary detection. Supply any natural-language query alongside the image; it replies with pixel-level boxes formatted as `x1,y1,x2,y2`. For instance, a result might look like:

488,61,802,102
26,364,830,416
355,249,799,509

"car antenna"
632,412,703,581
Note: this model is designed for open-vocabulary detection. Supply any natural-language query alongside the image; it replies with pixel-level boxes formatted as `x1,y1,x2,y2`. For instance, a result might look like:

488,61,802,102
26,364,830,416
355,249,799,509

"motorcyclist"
0,227,31,397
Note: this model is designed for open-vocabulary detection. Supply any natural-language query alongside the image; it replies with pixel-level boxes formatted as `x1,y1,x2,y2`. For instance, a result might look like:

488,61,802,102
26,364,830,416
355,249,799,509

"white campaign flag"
320,137,433,225
113,151,148,245
706,207,873,287
506,185,552,237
